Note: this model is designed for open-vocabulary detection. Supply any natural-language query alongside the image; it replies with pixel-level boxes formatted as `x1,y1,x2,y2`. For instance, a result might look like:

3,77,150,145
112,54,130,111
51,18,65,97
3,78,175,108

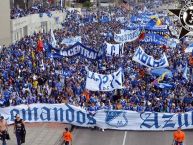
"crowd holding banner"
0,2,193,132
1,104,193,131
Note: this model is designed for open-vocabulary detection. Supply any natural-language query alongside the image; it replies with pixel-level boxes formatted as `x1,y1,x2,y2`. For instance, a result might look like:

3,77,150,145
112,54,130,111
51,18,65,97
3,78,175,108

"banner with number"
105,42,124,57
85,67,124,91
1,104,193,131
61,36,82,46
114,29,140,43
132,47,169,68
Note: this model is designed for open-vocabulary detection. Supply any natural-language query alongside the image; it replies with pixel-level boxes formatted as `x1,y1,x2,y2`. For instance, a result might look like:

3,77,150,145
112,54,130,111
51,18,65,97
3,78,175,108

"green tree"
82,0,93,8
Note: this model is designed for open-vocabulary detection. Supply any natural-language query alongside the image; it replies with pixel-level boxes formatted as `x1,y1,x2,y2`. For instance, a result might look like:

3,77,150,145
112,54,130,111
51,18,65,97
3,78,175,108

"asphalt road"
72,128,193,145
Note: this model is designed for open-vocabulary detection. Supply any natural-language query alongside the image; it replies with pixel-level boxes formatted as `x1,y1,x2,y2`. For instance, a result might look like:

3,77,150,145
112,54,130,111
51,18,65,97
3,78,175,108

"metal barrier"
54,135,63,145
54,125,74,145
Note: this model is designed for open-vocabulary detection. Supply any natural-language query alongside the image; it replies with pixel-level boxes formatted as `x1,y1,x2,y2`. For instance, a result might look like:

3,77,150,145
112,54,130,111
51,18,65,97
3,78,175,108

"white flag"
51,29,57,47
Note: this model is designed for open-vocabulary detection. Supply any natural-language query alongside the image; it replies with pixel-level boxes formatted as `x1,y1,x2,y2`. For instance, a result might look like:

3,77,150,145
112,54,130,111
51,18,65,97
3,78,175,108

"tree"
82,0,93,8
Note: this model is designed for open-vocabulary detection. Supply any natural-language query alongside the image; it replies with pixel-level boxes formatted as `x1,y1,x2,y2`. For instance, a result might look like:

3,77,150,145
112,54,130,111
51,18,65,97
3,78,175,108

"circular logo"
179,2,193,31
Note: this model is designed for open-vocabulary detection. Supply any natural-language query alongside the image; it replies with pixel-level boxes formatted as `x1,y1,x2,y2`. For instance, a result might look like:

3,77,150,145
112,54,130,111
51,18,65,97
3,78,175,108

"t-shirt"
15,119,24,133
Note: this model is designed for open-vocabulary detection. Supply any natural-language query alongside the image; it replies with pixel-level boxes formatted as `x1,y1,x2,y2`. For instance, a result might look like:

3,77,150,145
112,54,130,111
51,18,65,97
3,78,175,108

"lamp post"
97,0,100,21
24,0,26,9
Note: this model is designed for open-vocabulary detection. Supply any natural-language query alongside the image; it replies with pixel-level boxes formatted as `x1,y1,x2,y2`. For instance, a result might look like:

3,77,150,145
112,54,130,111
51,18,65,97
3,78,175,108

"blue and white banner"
141,33,178,47
50,29,57,47
1,104,193,131
185,43,193,53
132,47,169,68
146,25,168,31
59,42,101,60
105,42,124,57
114,29,140,43
130,15,151,23
141,33,167,45
151,68,173,78
85,67,124,91
120,29,131,34
61,36,82,46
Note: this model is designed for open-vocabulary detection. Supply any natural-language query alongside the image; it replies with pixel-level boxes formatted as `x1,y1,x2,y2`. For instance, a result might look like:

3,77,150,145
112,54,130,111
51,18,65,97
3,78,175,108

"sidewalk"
6,123,70,145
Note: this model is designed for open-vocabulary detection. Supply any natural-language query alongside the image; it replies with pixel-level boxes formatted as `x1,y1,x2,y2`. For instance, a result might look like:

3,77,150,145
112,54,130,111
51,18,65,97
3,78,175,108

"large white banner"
61,36,82,46
105,42,124,57
114,29,140,43
85,67,124,91
1,104,193,131
132,47,169,68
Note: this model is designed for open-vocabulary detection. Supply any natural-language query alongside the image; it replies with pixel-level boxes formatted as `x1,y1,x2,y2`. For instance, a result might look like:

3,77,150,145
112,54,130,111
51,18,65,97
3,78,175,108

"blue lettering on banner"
87,114,96,125
141,53,149,63
152,60,160,68
178,113,189,127
102,76,108,84
192,112,193,125
98,75,103,91
10,109,20,121
159,57,167,66
40,107,51,121
162,114,175,128
135,47,143,58
66,105,75,123
53,107,65,121
21,107,39,121
140,112,160,129
133,47,169,68
1,104,193,130
110,74,114,89
77,111,86,124
87,72,98,82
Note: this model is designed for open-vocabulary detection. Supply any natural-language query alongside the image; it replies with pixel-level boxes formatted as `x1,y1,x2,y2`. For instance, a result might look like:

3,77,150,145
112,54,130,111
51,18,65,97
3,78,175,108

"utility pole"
97,0,100,22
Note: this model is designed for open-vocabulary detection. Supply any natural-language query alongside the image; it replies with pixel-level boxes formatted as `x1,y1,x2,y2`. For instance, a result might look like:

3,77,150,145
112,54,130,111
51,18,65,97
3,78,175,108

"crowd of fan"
1,5,193,114
10,1,62,19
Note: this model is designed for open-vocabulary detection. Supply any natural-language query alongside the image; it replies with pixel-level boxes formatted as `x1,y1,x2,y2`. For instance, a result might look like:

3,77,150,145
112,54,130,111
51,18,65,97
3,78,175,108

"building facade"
0,0,11,46
0,0,66,46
